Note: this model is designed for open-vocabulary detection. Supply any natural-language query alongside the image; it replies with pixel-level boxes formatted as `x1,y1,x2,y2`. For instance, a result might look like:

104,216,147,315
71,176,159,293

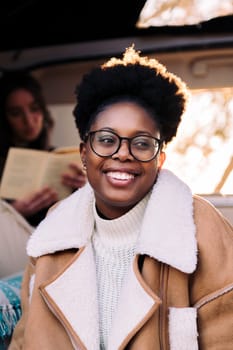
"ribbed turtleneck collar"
93,192,151,248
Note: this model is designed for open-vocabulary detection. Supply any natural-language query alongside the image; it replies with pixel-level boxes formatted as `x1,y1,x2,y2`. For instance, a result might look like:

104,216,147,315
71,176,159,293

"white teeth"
107,171,134,180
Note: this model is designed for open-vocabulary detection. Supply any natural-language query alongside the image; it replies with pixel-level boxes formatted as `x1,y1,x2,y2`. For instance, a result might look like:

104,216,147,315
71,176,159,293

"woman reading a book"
0,71,86,226
9,46,233,349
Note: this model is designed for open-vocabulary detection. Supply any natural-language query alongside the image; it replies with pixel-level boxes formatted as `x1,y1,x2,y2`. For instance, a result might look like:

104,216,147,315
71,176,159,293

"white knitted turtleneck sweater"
92,193,150,349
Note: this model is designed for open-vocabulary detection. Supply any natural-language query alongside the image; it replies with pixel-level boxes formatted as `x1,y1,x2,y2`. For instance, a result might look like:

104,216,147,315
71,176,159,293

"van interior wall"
34,47,233,104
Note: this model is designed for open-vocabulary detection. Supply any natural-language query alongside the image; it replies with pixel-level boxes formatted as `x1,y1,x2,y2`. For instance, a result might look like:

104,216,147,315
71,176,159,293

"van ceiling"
0,0,232,51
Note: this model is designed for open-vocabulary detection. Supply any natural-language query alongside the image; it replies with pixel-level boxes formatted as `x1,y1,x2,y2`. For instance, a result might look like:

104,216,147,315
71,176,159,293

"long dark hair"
0,71,54,159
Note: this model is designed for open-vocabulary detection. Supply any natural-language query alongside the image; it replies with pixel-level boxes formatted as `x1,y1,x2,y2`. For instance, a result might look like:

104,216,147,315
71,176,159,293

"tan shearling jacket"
9,169,233,350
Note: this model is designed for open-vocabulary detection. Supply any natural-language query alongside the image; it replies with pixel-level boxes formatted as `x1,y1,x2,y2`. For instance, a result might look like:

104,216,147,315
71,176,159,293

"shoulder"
193,194,232,225
193,194,233,245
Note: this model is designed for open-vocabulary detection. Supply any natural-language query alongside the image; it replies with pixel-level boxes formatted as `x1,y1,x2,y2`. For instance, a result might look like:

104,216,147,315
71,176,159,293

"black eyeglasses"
85,129,162,162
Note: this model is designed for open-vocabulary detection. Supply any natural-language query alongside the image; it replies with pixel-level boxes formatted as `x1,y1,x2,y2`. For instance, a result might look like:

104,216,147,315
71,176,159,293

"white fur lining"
169,307,199,350
27,169,197,273
27,183,95,256
136,169,197,272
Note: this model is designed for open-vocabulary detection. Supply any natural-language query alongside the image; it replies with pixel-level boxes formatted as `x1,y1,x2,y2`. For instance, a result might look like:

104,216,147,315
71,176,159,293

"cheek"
34,114,44,127
143,159,161,182
8,118,23,132
86,152,100,172
145,164,158,180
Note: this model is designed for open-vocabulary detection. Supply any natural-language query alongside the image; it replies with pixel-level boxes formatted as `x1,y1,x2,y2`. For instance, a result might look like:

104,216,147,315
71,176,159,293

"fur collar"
27,169,197,273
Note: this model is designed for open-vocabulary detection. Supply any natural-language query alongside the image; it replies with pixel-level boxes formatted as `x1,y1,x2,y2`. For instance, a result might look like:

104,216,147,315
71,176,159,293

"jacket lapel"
40,243,100,350
108,257,161,349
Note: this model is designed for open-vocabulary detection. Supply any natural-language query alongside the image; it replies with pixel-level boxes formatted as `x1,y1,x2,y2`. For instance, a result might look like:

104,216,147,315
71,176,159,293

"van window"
165,87,233,194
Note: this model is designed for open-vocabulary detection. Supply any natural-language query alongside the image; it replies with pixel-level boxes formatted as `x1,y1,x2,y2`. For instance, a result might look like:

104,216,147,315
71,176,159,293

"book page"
0,148,48,199
52,145,80,154
39,151,82,200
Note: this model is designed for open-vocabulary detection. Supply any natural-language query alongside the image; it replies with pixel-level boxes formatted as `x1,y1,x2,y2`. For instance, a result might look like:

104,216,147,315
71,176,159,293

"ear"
157,151,166,169
79,142,87,165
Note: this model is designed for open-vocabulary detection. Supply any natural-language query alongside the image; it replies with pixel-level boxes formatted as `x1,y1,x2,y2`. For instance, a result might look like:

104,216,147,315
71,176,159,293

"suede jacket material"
9,169,233,350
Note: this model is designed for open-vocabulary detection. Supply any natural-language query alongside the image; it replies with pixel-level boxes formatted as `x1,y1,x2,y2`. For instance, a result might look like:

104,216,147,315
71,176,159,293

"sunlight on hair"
102,44,166,73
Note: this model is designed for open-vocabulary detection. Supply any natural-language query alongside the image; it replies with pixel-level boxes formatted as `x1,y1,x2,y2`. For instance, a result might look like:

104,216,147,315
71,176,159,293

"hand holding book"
11,186,59,218
61,162,87,190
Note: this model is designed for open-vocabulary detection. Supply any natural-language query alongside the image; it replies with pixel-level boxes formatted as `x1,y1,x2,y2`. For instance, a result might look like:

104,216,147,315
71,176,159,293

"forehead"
6,88,34,107
90,101,158,133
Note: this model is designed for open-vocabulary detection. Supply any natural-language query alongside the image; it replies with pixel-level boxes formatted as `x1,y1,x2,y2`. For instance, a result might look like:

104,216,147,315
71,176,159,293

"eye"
7,108,22,118
30,103,42,113
96,132,118,146
132,136,153,150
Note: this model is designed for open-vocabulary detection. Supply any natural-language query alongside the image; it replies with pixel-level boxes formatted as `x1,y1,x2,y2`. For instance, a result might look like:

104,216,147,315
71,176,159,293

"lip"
103,166,140,176
106,171,135,180
24,127,36,135
103,167,140,187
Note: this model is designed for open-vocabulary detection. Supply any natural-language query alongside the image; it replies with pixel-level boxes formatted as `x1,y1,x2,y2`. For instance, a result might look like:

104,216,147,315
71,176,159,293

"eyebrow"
96,128,159,137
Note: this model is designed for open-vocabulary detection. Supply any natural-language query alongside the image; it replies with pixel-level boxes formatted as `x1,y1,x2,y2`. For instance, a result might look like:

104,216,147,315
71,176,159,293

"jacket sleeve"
192,195,233,349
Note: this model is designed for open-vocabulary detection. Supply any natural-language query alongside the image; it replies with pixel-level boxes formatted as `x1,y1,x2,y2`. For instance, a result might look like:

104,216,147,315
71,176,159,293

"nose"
111,139,134,161
23,111,34,126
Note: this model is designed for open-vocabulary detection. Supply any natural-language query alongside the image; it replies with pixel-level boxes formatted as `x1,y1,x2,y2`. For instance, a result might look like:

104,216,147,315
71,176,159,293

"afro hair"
73,45,189,143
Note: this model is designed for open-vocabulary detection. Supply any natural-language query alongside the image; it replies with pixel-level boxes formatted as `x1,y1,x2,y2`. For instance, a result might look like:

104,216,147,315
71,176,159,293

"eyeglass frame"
84,129,163,162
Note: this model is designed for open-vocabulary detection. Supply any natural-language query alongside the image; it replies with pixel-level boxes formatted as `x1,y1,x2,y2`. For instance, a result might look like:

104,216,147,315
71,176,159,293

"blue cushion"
0,272,23,348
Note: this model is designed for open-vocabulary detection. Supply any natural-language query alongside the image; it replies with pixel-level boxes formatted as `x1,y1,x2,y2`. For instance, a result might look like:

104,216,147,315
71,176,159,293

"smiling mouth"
106,171,135,180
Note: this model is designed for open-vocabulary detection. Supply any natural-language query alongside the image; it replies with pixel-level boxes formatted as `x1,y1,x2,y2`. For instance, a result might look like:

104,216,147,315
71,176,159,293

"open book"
0,146,82,201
